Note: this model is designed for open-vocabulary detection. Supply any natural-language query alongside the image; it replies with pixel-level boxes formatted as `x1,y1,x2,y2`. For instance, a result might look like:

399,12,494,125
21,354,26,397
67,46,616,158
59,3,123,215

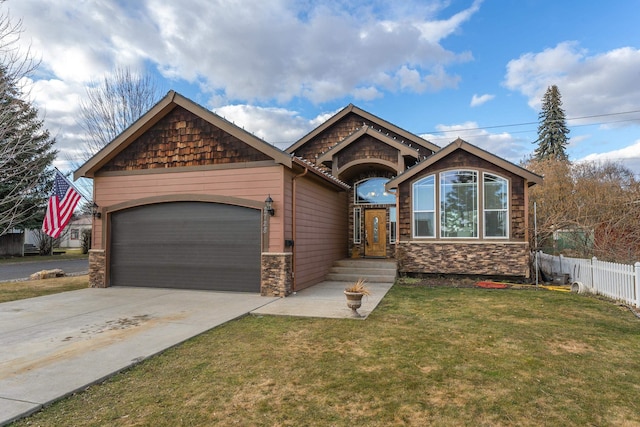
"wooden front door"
364,209,386,257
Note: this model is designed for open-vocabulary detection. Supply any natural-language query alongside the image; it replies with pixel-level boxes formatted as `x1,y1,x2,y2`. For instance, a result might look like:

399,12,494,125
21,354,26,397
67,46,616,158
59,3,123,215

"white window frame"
353,207,362,244
483,172,509,239
389,207,397,244
412,175,436,238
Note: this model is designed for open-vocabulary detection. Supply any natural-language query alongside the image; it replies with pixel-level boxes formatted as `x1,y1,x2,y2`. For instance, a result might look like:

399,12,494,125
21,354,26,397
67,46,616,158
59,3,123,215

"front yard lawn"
11,283,640,426
0,275,88,303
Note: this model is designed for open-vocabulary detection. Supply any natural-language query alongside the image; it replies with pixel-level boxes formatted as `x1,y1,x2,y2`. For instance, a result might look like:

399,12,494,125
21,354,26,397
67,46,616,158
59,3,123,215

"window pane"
355,178,395,204
389,207,396,243
414,212,434,237
440,171,477,238
484,174,507,210
353,208,361,243
484,173,508,237
413,176,434,211
485,210,507,237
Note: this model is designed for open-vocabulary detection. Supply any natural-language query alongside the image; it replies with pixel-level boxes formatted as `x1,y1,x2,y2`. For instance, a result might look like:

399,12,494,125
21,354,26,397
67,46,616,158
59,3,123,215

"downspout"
291,167,309,292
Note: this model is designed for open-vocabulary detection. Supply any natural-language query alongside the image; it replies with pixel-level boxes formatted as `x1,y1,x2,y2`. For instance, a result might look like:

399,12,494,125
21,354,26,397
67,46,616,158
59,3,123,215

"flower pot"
344,291,364,317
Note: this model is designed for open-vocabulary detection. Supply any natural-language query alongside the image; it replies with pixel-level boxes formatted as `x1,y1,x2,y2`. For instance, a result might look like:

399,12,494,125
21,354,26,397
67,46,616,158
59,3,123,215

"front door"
364,209,386,257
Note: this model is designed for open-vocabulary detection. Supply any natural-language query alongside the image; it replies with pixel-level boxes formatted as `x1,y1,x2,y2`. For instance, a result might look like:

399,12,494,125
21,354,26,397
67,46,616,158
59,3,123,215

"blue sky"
8,0,640,176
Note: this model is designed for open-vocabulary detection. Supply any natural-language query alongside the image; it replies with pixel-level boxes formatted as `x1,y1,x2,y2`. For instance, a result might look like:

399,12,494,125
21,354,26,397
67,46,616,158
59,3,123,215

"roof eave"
387,138,543,189
74,91,292,180
74,91,178,180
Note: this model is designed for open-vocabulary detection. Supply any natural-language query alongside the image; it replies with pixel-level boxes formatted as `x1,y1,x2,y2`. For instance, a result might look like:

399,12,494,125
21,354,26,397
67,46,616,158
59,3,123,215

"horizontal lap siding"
294,177,347,290
93,166,285,251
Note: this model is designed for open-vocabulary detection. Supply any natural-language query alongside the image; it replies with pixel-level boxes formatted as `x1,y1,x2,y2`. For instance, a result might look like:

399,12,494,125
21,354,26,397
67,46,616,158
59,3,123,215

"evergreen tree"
534,85,570,161
0,7,57,236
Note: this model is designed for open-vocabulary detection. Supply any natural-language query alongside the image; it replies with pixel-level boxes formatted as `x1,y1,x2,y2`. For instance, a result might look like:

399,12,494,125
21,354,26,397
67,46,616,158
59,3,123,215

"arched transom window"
354,178,395,204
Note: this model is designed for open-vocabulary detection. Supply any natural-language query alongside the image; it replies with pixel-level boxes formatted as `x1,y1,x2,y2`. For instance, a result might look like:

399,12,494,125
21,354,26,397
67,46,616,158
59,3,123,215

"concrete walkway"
0,280,393,426
253,280,394,319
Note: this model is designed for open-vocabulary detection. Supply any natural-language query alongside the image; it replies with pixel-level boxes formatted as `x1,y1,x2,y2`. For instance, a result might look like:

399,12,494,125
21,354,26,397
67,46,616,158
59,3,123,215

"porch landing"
251,280,393,319
251,258,396,319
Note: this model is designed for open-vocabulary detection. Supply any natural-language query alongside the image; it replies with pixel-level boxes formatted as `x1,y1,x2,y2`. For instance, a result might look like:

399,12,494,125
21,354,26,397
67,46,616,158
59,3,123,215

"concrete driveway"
0,287,277,426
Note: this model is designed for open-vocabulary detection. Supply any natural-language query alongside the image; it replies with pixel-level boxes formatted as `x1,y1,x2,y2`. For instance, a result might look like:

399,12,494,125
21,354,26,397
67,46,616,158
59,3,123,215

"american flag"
42,171,82,238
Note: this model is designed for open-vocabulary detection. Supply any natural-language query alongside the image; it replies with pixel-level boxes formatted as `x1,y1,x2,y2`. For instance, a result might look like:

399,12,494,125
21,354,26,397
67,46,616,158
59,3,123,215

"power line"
419,109,640,135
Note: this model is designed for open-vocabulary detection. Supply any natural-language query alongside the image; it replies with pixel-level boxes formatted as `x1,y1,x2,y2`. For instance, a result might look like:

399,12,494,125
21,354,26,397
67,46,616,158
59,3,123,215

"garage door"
110,202,260,292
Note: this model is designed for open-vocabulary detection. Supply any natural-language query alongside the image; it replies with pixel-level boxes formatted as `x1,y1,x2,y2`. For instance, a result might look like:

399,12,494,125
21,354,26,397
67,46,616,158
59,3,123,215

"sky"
6,0,640,178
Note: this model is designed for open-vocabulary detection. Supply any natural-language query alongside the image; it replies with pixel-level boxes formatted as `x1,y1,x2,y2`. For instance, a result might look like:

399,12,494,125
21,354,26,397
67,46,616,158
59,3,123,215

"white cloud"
421,121,530,162
504,42,640,125
213,105,318,149
578,140,640,176
11,0,479,105
415,0,483,42
470,93,495,107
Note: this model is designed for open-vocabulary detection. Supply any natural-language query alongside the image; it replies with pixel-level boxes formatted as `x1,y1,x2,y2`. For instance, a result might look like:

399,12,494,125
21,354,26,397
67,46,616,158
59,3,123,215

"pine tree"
534,85,570,161
0,7,57,236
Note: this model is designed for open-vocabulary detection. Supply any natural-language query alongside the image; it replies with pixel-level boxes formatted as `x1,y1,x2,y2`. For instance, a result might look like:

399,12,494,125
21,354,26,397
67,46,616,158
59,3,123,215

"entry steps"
325,258,397,283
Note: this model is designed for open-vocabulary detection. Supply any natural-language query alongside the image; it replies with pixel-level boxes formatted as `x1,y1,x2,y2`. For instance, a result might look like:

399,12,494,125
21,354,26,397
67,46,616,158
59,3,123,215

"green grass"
0,275,88,303
10,284,640,426
0,248,88,265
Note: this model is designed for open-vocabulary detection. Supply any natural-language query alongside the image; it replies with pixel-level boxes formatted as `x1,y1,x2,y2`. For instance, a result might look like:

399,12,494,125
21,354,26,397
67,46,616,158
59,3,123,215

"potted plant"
344,278,370,317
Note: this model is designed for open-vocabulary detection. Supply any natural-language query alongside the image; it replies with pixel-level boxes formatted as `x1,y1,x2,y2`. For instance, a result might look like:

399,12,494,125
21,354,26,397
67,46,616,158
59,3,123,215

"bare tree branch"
75,66,163,166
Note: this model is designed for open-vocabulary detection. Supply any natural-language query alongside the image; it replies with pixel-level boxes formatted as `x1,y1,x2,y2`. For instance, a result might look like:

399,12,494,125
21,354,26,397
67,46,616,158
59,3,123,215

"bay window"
411,170,509,239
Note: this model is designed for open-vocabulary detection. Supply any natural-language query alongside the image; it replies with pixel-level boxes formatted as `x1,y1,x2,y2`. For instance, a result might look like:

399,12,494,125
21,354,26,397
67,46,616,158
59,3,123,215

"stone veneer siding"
88,249,106,288
261,252,293,297
397,241,530,277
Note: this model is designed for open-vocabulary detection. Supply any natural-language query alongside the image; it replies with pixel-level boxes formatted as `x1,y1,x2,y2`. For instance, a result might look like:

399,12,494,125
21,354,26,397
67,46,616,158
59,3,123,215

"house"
57,215,93,249
75,91,542,296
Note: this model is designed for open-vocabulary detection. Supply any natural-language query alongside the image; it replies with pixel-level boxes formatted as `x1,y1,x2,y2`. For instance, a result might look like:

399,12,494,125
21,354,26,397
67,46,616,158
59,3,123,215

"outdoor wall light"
92,202,102,219
265,195,275,216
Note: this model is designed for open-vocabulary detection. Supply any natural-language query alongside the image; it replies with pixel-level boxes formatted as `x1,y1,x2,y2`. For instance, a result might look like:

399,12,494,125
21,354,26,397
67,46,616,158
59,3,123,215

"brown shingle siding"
101,106,271,172
337,135,398,166
293,112,431,170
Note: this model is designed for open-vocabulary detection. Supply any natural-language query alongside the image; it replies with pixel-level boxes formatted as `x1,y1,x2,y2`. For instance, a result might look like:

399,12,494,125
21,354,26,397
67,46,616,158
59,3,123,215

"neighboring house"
57,215,93,249
75,91,542,296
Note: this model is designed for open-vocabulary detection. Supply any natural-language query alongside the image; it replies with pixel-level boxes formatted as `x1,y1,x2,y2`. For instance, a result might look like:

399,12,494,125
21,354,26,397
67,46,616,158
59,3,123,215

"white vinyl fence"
536,252,640,308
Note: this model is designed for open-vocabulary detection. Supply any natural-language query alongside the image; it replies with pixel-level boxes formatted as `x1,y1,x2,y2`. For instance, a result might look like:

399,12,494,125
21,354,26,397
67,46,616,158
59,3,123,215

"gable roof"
74,91,292,179
316,125,420,164
285,103,440,155
387,138,543,189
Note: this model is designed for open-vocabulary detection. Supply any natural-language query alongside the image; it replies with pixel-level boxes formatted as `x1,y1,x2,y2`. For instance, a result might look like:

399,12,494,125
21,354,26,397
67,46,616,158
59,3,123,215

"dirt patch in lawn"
397,274,533,289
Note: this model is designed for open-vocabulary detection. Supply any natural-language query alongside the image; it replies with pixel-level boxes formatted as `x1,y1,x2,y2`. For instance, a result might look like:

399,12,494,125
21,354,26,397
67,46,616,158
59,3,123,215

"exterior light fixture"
265,195,275,216
92,202,101,219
